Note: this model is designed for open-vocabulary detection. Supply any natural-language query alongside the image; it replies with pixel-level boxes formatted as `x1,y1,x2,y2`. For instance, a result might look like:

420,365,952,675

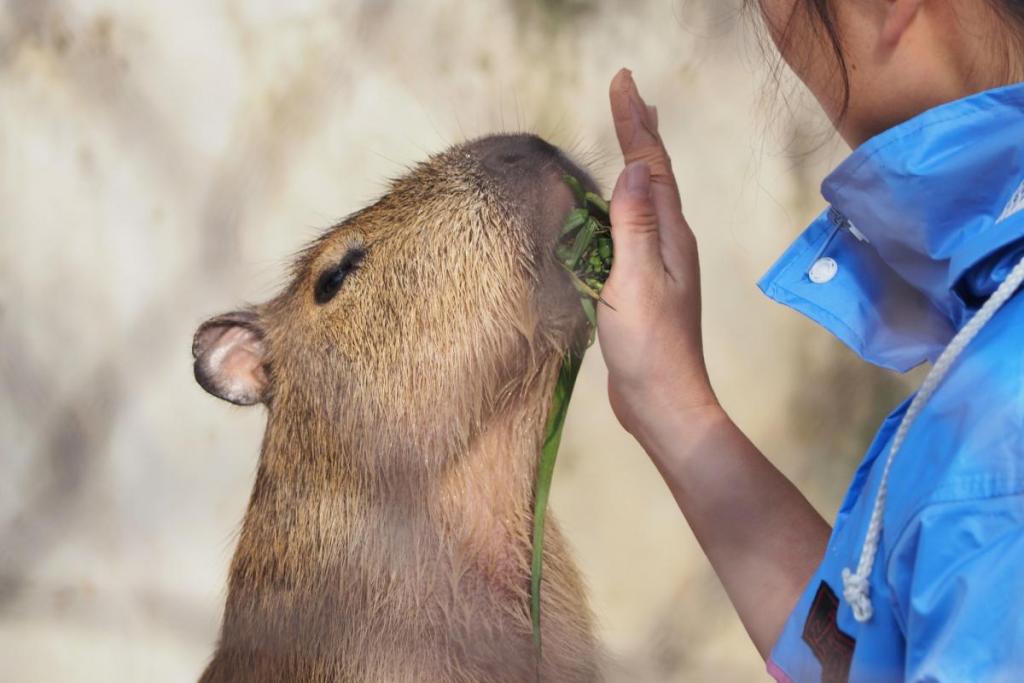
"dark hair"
800,1,849,118
777,0,1024,119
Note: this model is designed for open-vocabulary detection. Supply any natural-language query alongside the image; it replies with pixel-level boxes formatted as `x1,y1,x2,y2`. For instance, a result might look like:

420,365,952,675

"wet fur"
197,138,602,682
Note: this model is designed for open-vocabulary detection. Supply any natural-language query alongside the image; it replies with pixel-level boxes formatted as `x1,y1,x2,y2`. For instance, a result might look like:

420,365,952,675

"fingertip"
619,69,648,110
611,68,634,95
610,70,634,127
610,69,650,114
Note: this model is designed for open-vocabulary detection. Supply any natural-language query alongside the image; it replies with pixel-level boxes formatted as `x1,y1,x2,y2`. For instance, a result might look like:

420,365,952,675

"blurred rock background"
0,0,917,680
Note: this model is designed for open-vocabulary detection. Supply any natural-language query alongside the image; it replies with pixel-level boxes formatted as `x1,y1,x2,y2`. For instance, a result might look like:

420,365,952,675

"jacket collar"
759,82,1024,372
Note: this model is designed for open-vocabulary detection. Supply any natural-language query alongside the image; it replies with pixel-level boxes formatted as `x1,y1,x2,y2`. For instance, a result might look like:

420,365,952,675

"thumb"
609,161,663,279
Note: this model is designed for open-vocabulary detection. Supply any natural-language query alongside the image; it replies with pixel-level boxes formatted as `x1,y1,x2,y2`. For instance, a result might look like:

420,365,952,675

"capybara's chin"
192,133,604,683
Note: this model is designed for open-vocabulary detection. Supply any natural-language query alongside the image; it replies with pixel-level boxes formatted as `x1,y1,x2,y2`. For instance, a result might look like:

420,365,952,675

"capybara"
192,134,603,682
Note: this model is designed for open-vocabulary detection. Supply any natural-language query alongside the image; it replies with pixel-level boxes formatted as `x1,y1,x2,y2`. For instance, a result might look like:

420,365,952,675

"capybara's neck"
248,393,546,593
205,370,600,682
247,384,550,581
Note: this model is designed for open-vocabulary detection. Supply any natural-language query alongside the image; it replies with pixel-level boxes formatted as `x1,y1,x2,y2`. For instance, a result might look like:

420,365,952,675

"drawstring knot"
841,568,873,622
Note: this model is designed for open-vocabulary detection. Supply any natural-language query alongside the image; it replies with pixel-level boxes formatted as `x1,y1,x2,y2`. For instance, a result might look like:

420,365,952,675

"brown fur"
193,135,603,682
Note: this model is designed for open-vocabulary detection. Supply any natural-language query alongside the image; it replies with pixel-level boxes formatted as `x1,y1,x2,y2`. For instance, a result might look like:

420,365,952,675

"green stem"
530,349,585,677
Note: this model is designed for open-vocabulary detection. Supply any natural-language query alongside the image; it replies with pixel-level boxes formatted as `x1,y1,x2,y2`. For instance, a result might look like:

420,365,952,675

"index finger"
609,68,681,213
610,68,693,276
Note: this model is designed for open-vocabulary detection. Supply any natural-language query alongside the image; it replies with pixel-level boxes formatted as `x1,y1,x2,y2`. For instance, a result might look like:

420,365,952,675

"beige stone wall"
0,1,916,680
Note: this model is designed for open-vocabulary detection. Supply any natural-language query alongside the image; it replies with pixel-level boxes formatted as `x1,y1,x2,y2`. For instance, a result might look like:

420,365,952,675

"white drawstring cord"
841,251,1024,622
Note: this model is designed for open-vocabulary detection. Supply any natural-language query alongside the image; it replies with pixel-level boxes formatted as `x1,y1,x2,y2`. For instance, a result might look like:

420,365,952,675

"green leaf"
565,218,596,269
563,174,587,208
560,208,589,236
530,351,584,667
580,297,597,329
584,191,609,218
533,175,613,675
562,265,602,300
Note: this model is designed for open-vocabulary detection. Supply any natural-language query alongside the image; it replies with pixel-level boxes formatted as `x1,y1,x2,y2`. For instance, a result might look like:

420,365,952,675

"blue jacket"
760,83,1024,682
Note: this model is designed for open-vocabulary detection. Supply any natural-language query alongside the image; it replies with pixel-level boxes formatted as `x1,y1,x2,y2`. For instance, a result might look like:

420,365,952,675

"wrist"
633,398,730,466
614,370,725,458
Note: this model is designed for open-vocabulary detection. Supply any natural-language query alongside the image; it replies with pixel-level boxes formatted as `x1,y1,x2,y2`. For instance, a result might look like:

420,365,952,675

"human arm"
597,68,832,658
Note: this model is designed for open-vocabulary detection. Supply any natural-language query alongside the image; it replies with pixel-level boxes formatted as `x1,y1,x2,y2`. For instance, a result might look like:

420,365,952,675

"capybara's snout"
472,133,561,177
465,133,600,238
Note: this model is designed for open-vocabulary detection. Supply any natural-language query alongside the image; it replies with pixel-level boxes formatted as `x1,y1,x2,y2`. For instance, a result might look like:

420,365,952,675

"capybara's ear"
192,310,269,406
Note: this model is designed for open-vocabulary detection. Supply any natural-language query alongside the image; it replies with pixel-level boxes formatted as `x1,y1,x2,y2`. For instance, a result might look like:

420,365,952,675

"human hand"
598,69,718,447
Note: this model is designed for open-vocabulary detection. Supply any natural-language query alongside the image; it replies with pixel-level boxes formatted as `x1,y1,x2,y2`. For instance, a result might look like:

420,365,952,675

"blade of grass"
561,208,590,236
530,350,584,675
564,174,587,207
565,218,597,269
561,265,616,311
584,192,609,218
531,175,613,680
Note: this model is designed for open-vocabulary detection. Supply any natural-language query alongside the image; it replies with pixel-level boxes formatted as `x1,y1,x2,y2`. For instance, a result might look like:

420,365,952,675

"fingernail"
625,161,650,197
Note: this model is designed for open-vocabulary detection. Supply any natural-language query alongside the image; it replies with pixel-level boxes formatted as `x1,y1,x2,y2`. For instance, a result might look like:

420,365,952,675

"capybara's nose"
475,134,560,176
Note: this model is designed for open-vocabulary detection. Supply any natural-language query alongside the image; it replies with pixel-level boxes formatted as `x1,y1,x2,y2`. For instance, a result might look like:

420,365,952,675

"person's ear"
192,309,269,406
881,0,925,49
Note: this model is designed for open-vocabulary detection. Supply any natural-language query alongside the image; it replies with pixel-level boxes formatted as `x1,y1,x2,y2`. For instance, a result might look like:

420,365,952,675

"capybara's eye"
313,247,365,305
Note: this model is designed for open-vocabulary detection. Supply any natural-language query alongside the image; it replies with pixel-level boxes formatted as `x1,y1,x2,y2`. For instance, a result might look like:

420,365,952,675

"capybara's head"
193,134,597,462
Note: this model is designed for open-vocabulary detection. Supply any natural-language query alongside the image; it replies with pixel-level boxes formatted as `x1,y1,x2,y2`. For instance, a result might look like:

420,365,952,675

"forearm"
636,402,830,660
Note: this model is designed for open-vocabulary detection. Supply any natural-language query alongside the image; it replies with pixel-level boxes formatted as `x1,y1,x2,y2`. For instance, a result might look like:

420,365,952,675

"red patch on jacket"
802,581,856,683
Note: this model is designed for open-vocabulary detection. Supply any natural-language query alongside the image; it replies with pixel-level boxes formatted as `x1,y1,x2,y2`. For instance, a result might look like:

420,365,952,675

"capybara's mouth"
548,150,601,235
554,174,613,327
471,135,611,331
554,151,600,196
